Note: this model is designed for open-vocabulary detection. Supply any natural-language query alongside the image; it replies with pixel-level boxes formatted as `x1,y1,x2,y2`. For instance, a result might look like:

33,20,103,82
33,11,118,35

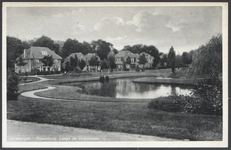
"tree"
187,34,222,79
7,68,19,100
41,55,54,74
89,56,100,68
70,57,76,71
152,54,160,69
82,41,94,54
100,59,108,70
79,59,86,70
160,54,168,67
91,39,113,60
7,36,29,69
65,61,70,72
32,35,59,53
61,38,83,59
182,52,189,66
175,54,182,68
126,56,131,65
16,56,27,74
168,46,176,73
138,54,148,69
108,55,115,70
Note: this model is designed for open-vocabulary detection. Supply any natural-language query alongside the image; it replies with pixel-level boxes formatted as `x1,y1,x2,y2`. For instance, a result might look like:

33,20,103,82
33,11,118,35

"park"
7,34,222,141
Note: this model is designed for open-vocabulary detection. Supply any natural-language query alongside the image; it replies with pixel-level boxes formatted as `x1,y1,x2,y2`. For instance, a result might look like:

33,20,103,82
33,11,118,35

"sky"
7,6,222,54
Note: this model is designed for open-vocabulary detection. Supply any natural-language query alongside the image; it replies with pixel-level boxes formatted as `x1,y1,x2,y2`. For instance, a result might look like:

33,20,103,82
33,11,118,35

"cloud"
127,10,172,33
93,17,125,31
105,35,127,42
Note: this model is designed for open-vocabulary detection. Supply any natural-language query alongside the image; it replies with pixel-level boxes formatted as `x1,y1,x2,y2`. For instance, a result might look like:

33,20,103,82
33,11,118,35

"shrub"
148,95,186,112
185,79,222,115
135,65,140,72
7,69,20,100
148,78,222,115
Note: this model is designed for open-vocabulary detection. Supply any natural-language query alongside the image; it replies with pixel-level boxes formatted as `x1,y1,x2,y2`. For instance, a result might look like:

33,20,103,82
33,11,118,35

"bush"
148,78,222,115
135,65,140,72
185,79,222,115
7,69,20,100
148,95,186,112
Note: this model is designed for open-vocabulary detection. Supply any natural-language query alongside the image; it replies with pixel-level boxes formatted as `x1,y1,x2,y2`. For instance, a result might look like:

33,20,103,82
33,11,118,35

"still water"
78,78,192,99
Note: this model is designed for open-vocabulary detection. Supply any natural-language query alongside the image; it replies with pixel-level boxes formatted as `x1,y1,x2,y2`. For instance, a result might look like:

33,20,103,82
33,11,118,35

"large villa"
14,46,62,73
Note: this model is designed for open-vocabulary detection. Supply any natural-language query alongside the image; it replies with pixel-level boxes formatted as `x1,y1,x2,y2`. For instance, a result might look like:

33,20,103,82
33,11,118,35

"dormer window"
41,51,48,56
54,59,58,63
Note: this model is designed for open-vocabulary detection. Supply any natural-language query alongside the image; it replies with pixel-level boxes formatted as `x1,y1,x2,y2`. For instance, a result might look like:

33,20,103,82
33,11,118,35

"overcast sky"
7,6,222,54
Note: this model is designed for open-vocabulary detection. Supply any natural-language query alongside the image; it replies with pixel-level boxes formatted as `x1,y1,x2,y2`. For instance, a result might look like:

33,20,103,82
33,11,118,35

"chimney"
24,49,26,58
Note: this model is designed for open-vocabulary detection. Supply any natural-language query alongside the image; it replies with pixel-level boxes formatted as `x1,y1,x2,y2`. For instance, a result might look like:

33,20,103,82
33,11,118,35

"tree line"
7,35,196,73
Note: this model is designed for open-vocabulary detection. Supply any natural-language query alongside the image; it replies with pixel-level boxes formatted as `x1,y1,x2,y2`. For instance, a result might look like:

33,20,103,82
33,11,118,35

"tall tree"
91,39,113,60
61,38,82,59
41,55,54,72
175,54,182,68
32,35,59,53
168,46,176,73
82,41,94,54
7,69,19,100
7,36,28,69
138,54,148,69
187,34,222,79
16,56,27,74
89,56,100,68
79,59,86,70
182,52,189,66
126,56,131,65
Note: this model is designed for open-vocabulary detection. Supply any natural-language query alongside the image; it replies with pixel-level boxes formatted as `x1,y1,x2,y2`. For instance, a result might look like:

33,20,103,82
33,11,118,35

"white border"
2,2,228,148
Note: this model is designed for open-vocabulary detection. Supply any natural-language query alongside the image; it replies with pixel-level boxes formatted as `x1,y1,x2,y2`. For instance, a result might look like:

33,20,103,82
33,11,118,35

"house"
115,51,139,70
15,46,62,74
62,52,85,69
84,53,101,71
64,52,101,71
139,52,154,68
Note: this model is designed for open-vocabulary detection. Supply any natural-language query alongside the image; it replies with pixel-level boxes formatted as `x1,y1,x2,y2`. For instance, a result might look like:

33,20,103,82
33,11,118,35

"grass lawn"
8,68,222,141
7,96,222,141
19,76,40,83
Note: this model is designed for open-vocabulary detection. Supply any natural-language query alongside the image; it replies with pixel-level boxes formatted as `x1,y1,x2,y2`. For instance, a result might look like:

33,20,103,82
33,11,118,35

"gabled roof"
68,52,84,59
139,52,154,58
115,51,139,58
17,46,62,60
84,53,99,59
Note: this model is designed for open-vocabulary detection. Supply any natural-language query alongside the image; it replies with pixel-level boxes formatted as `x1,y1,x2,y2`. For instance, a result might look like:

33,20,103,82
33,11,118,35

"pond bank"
133,77,200,85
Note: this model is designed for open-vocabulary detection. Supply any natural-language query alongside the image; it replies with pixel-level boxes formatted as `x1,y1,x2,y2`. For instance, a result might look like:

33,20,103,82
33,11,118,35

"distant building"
64,52,100,71
115,51,139,70
62,52,85,69
15,46,62,73
139,52,154,68
84,53,101,71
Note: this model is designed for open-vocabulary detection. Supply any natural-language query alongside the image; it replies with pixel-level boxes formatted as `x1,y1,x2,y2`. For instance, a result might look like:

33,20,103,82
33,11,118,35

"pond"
73,78,192,99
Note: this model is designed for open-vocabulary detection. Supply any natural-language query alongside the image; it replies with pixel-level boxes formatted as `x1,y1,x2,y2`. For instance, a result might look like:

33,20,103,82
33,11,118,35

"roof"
17,46,62,60
115,51,139,58
139,52,154,58
68,52,84,59
84,53,99,59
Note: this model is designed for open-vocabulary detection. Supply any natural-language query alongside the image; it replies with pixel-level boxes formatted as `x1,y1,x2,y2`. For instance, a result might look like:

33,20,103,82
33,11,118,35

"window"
54,59,58,63
41,51,48,55
35,59,39,63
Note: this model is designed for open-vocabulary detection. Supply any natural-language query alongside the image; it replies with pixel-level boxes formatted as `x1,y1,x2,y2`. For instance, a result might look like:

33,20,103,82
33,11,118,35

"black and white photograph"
2,2,228,148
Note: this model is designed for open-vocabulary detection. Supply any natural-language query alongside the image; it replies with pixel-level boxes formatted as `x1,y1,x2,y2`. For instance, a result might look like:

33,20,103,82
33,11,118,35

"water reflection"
80,78,192,99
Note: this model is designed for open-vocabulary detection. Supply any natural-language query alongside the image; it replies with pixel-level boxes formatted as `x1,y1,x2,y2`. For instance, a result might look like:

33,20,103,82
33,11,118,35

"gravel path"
7,120,177,141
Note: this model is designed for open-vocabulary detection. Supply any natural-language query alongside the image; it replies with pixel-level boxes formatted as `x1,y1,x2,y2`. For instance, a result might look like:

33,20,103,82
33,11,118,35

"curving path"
21,86,58,100
19,76,53,86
